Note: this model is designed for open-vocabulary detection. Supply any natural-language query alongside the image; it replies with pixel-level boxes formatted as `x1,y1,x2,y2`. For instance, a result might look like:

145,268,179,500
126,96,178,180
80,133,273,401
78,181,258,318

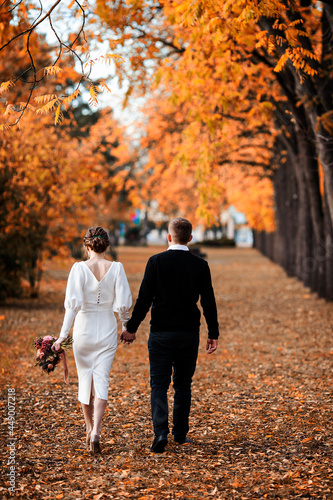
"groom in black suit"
121,217,219,452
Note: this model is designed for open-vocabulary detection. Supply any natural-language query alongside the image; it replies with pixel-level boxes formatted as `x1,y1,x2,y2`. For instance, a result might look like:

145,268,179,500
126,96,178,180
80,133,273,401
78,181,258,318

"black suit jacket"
126,249,219,339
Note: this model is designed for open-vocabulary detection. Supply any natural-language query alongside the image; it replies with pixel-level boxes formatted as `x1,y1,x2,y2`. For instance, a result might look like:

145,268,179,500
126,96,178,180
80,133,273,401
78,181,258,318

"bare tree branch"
0,0,63,54
0,0,105,127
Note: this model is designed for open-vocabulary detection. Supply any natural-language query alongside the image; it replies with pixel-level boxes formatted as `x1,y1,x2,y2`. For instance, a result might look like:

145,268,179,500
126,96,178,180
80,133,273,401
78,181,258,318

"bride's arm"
113,262,132,330
53,262,84,350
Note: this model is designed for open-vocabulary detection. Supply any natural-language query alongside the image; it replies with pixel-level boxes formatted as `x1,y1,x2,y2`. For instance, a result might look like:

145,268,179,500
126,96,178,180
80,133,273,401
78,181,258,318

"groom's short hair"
169,218,192,244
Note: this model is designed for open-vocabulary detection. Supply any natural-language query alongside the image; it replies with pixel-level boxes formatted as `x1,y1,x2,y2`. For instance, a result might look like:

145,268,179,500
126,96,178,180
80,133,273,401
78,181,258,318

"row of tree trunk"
253,4,333,300
253,127,333,300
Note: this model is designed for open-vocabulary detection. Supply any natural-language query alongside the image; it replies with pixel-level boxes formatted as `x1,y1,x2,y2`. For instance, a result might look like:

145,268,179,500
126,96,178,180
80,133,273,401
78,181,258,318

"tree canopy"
1,0,333,298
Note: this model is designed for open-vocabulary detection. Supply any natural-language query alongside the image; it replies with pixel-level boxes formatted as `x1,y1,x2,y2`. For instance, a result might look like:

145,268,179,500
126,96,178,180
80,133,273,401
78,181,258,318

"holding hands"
120,329,136,344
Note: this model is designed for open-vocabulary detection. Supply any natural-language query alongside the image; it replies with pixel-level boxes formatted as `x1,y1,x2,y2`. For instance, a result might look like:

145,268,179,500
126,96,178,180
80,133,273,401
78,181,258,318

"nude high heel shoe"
90,435,101,455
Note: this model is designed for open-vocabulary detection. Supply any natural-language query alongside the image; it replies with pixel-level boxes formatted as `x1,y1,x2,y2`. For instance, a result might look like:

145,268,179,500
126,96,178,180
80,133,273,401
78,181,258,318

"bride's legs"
81,391,94,437
92,397,107,437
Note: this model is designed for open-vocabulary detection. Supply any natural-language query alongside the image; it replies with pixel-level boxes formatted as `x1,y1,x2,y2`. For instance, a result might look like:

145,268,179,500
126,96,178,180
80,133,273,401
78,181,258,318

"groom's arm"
200,261,219,341
126,257,156,334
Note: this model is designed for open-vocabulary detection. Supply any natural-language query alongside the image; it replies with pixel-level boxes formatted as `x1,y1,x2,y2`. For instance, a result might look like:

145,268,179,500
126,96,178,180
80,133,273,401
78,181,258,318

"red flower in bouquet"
35,336,73,381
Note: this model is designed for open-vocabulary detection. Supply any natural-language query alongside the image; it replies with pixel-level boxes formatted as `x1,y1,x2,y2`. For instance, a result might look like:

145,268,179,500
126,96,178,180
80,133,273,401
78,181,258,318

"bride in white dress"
53,226,132,454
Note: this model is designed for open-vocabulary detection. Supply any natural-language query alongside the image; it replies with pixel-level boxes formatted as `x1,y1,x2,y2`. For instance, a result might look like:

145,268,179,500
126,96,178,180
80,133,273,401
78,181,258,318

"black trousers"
148,331,199,440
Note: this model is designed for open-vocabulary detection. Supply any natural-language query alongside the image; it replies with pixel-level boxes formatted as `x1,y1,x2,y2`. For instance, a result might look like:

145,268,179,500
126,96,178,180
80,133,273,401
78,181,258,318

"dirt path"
1,247,333,499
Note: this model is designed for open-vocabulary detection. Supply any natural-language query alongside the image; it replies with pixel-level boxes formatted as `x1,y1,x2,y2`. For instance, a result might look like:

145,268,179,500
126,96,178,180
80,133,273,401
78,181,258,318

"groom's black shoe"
174,436,193,445
151,435,168,453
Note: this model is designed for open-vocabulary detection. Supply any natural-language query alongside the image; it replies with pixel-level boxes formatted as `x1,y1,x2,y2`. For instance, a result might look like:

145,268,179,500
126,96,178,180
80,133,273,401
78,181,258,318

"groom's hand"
206,338,218,354
120,329,136,344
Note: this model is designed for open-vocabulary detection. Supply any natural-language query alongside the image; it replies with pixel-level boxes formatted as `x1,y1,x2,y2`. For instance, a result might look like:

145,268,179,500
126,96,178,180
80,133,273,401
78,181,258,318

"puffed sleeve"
113,262,132,329
59,262,85,338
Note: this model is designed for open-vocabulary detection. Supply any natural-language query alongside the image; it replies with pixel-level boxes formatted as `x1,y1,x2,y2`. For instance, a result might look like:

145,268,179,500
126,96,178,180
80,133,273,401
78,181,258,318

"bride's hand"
52,338,65,351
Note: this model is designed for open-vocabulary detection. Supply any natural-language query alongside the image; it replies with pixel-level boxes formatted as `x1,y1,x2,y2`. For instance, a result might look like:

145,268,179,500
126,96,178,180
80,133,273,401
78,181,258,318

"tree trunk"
273,141,298,277
324,185,333,300
317,131,333,223
296,124,326,296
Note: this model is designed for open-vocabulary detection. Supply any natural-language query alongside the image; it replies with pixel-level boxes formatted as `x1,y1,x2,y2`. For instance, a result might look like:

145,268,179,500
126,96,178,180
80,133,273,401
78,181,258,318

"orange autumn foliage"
2,0,332,237
95,0,286,229
93,0,331,234
0,107,135,297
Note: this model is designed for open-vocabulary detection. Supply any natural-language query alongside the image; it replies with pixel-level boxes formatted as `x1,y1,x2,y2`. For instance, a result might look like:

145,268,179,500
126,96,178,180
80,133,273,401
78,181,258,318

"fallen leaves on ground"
0,247,333,499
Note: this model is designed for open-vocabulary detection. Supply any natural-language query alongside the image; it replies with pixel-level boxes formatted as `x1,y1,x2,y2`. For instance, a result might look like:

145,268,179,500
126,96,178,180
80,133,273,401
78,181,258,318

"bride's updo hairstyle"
84,226,110,254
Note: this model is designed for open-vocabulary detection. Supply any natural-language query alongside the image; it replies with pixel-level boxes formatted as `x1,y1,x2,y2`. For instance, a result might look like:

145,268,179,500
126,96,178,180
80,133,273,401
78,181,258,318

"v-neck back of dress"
83,261,114,283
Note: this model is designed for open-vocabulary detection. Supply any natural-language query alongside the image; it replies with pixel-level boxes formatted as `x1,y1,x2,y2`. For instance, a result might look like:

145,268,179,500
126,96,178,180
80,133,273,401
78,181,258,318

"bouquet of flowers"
35,335,73,383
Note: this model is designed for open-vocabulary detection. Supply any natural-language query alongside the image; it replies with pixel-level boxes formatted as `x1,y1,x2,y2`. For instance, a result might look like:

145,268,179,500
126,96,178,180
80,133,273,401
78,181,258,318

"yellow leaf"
4,104,15,117
19,102,36,112
274,50,290,72
89,84,99,106
319,111,333,134
34,94,58,104
62,89,81,105
36,98,59,115
0,80,15,94
54,103,63,125
100,82,112,93
104,54,125,67
44,65,62,76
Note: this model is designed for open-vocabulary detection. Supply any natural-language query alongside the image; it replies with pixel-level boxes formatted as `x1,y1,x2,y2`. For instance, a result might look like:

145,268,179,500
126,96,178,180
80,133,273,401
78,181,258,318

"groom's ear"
168,233,172,243
188,235,193,243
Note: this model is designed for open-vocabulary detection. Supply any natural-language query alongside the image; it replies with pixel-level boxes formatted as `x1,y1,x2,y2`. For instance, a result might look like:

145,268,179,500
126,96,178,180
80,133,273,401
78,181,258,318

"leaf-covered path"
1,247,333,499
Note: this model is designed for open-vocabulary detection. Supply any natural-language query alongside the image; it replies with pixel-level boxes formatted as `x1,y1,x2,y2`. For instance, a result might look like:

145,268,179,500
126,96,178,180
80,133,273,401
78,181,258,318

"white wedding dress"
59,261,132,405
